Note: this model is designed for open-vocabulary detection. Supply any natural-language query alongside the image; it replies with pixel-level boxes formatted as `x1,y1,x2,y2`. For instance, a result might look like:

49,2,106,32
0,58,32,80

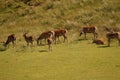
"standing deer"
106,32,120,47
4,34,16,47
37,31,55,45
23,33,34,46
54,29,68,44
47,33,54,51
80,26,98,39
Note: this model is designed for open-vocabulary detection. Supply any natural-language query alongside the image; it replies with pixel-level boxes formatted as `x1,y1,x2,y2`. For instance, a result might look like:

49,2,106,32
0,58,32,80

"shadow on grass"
0,48,7,52
97,45,109,48
77,38,85,41
37,44,47,46
116,64,120,68
38,50,48,52
0,45,7,52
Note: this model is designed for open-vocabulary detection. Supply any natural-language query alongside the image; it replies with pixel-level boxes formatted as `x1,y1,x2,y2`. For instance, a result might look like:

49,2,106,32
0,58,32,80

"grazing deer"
23,33,34,46
92,38,105,45
4,34,16,47
80,26,98,39
106,32,120,47
54,29,68,44
37,31,55,45
47,33,54,51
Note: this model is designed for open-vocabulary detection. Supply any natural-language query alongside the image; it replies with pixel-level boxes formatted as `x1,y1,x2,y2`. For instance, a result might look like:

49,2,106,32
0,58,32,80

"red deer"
54,29,67,44
106,32,120,47
23,33,34,46
92,38,105,45
4,34,16,47
80,26,98,39
37,31,55,45
47,33,54,51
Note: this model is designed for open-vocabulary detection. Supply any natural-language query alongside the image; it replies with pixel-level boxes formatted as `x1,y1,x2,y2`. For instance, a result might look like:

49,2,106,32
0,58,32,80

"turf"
0,39,120,80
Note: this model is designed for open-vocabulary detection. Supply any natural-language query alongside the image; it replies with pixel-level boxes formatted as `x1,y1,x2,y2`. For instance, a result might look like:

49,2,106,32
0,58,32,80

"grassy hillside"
0,0,120,38
0,0,120,80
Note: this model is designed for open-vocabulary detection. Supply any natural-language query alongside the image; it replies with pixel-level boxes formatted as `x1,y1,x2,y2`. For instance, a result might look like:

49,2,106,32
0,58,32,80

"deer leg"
108,38,110,47
63,35,65,42
27,42,29,46
96,32,98,39
119,40,120,46
52,36,55,44
48,43,51,51
50,45,52,51
44,38,46,44
31,41,33,46
49,45,51,51
55,36,57,44
94,32,98,39
48,45,50,51
63,35,67,42
50,44,52,51
84,33,87,39
93,33,96,39
37,39,40,45
40,40,42,45
55,36,60,43
4,40,9,47
12,41,15,47
118,39,120,46
5,41,10,48
58,36,60,42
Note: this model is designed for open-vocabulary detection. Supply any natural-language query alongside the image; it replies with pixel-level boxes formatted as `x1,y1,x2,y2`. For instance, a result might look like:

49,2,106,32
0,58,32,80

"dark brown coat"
23,33,34,46
4,34,16,47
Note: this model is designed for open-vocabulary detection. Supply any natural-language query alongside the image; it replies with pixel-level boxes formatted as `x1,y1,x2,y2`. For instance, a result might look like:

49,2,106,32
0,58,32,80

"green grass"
0,39,120,80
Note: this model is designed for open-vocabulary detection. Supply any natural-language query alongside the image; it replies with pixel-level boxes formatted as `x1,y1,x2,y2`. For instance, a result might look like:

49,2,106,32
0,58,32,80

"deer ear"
24,32,28,34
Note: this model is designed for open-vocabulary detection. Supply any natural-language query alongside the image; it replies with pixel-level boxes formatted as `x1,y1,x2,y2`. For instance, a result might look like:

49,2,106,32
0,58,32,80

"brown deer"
37,31,55,45
23,33,34,46
4,34,16,47
106,32,120,47
92,38,105,45
47,33,54,51
54,29,68,44
80,26,98,39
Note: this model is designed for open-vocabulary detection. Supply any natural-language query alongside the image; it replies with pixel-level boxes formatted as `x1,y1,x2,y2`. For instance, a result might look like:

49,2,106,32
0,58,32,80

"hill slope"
0,0,120,34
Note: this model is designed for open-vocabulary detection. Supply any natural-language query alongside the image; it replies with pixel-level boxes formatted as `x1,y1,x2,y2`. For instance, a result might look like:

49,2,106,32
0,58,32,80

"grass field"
0,38,120,80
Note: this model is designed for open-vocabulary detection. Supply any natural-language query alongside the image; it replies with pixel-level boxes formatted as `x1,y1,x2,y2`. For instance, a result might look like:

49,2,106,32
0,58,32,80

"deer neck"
24,35,28,40
4,40,9,46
